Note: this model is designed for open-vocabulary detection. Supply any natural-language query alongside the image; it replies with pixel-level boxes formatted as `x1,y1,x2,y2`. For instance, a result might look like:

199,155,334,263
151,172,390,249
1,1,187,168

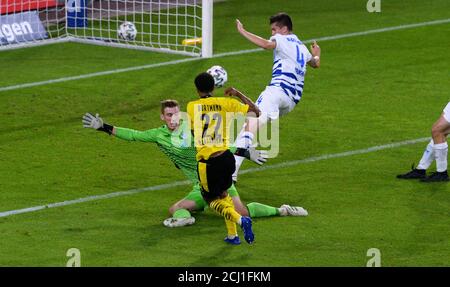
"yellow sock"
225,219,238,237
210,195,242,224
223,195,238,236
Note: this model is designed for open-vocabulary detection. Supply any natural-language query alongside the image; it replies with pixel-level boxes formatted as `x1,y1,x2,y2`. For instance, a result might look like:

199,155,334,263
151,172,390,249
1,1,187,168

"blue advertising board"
0,11,48,45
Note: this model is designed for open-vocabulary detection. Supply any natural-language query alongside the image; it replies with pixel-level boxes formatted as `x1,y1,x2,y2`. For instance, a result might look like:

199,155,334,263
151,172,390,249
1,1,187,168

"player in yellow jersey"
187,72,261,244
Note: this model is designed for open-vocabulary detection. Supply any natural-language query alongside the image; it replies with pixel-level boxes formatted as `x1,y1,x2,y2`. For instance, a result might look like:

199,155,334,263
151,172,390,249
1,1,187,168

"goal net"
0,0,212,57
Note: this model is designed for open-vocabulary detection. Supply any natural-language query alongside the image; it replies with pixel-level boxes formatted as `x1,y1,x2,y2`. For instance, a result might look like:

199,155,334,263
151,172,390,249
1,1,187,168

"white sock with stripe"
232,131,254,180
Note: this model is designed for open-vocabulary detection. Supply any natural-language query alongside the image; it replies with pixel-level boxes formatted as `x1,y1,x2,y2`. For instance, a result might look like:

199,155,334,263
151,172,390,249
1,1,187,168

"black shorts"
197,150,236,201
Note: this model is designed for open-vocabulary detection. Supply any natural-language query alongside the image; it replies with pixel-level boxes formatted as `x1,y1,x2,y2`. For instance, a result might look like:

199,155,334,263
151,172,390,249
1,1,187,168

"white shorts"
443,102,450,123
255,85,296,121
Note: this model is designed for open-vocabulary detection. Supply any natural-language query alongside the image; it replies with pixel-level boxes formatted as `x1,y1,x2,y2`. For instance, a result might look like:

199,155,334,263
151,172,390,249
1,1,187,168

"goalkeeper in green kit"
82,99,307,231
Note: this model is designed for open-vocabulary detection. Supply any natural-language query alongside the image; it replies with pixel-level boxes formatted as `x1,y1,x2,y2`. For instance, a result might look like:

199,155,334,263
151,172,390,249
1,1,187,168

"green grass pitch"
0,0,449,266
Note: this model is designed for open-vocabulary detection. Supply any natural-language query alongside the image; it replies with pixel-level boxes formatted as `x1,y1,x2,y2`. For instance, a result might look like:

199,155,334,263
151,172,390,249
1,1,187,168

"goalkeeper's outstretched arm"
82,113,157,142
82,113,114,134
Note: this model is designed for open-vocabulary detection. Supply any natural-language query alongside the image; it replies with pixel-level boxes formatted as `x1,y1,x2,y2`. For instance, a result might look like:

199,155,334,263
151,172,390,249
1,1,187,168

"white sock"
236,131,254,149
434,142,448,172
233,156,245,179
232,131,254,179
417,139,435,170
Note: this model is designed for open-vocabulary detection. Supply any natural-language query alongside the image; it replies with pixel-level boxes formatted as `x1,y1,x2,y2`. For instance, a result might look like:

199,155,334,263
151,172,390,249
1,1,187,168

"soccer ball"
207,65,228,88
118,21,137,41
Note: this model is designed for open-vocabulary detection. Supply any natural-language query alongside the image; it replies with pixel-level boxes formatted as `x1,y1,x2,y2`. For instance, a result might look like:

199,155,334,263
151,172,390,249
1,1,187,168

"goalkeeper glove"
235,147,268,166
82,113,114,135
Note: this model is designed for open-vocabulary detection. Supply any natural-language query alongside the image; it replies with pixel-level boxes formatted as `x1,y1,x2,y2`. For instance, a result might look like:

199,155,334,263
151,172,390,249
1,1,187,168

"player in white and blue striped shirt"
233,12,321,182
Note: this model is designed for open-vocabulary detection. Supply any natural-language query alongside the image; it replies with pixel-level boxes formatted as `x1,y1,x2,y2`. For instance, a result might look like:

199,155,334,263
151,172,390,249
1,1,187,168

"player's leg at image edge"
397,107,449,182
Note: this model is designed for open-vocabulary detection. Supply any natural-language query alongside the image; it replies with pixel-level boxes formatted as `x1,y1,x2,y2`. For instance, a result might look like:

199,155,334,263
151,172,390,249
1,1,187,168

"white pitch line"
1,18,449,93
0,57,199,93
0,137,430,218
0,180,191,218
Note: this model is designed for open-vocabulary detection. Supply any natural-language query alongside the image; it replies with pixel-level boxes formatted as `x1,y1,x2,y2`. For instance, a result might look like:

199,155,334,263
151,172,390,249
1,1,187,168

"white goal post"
0,0,213,57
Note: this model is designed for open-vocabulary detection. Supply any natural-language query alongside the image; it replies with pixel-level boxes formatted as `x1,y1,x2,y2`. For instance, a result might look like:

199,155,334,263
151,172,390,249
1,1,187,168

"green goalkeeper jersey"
114,122,199,183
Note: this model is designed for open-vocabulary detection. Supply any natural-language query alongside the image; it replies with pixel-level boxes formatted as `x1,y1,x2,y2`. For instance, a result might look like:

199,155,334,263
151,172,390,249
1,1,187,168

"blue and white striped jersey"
269,33,312,104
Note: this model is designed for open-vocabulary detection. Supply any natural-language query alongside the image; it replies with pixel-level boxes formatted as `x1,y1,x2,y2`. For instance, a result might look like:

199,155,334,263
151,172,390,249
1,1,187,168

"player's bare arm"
308,40,321,68
236,19,276,50
224,87,261,117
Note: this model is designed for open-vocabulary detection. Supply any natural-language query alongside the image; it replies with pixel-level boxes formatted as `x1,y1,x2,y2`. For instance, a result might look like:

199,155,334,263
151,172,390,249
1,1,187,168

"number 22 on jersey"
199,112,223,146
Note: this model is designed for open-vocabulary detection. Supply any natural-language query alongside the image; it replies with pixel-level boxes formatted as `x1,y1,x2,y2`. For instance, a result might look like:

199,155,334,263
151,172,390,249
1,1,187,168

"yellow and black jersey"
187,97,249,161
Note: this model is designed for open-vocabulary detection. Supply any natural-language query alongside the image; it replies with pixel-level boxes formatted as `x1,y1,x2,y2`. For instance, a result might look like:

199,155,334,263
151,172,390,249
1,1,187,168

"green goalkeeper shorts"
184,183,240,211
